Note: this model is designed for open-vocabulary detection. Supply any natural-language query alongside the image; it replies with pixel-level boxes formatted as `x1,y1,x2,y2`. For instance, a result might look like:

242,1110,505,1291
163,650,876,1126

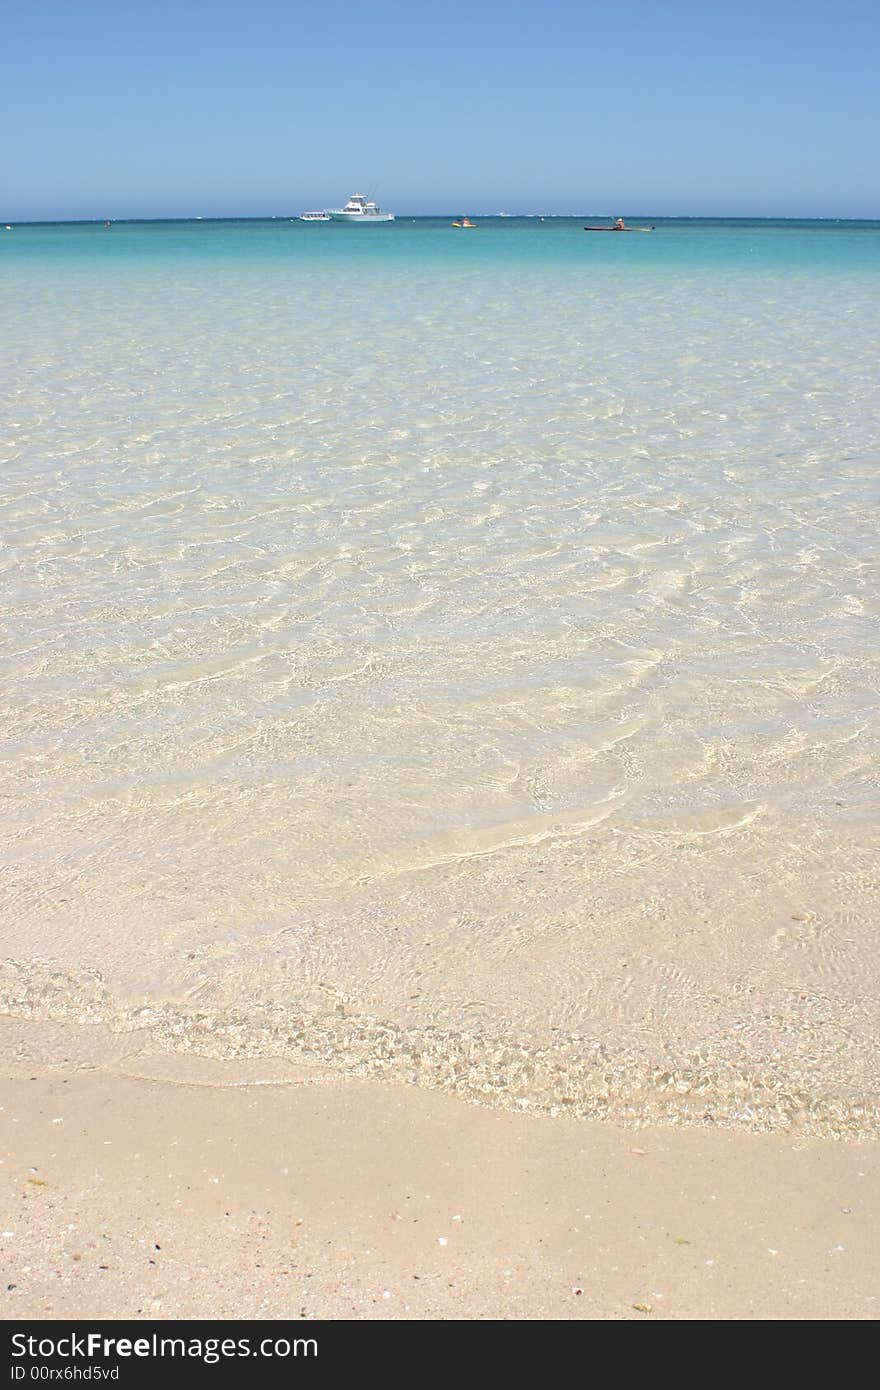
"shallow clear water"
2,218,879,1133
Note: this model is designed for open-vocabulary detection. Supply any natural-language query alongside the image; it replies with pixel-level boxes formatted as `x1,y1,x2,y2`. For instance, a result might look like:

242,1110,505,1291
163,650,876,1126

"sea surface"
2,217,879,1134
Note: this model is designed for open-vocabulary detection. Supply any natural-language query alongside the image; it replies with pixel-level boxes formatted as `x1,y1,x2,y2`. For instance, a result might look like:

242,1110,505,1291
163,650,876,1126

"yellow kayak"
452,219,476,228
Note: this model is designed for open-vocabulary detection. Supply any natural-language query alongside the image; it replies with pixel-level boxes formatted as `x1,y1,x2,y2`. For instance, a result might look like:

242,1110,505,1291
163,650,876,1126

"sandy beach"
1,1018,877,1321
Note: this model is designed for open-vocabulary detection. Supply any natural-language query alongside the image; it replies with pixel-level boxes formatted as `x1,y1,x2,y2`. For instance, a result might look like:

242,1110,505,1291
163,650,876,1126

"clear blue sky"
3,0,878,220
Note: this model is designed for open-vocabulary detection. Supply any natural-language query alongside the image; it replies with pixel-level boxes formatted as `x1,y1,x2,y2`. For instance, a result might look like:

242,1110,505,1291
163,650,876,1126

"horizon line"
4,212,880,226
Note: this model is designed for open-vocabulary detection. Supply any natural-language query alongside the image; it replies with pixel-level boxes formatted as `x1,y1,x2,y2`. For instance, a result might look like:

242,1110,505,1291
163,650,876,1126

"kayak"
583,226,653,233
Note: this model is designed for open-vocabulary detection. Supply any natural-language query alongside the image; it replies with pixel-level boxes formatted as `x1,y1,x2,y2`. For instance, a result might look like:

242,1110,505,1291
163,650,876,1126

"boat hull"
327,211,395,223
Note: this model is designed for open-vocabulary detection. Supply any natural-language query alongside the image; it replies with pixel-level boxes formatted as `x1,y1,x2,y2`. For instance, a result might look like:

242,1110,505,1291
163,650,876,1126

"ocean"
1,216,878,1134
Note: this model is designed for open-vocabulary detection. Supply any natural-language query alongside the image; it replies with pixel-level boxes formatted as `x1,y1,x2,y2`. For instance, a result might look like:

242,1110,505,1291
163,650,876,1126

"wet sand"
2,1034,878,1320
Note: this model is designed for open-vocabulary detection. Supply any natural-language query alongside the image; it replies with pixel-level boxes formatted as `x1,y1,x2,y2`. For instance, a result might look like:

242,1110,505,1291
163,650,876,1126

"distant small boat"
584,220,654,233
326,193,394,223
452,218,476,228
299,211,330,222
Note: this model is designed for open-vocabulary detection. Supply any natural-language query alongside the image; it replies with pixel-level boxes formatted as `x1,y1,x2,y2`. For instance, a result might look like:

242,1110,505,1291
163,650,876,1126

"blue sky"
3,0,878,219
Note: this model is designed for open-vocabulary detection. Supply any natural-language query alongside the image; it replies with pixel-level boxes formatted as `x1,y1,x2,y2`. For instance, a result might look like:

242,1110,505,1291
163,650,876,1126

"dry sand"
1,1022,878,1320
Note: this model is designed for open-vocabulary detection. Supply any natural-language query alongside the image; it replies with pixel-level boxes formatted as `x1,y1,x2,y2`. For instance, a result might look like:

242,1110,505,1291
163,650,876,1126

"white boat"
326,193,394,223
299,210,330,222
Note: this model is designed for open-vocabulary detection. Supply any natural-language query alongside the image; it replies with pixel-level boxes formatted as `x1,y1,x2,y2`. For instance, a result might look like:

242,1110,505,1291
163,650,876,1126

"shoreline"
2,1029,878,1321
4,964,878,1144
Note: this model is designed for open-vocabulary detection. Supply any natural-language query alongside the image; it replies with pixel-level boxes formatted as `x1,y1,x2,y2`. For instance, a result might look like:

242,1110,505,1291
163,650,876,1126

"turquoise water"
5,215,880,270
1,218,879,1134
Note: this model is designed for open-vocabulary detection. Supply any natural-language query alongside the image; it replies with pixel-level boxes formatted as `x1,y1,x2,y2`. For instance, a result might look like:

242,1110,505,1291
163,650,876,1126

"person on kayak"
614,217,626,230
